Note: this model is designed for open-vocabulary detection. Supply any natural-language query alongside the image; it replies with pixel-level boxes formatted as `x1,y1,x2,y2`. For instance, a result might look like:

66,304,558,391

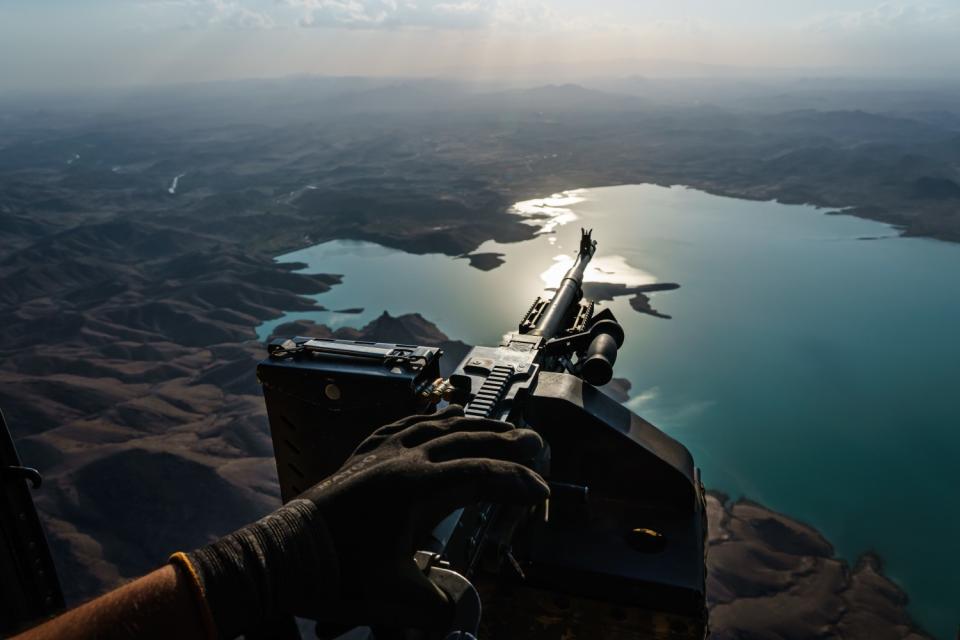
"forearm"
14,564,211,640
12,408,545,639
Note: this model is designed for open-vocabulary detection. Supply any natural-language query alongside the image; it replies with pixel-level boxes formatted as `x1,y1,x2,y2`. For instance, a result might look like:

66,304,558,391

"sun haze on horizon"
1,0,959,90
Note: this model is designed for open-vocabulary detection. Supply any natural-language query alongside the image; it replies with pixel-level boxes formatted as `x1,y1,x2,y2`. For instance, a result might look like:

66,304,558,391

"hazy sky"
1,1,958,89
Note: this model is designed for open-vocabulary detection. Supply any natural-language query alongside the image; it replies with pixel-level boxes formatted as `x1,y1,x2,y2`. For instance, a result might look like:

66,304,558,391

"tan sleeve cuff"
169,551,218,640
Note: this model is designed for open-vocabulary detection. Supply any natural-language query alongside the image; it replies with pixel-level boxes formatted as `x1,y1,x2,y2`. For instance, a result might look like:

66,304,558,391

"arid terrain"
2,76,950,636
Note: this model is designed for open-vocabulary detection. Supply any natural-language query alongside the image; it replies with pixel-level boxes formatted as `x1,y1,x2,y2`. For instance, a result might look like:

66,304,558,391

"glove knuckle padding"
398,415,515,449
354,405,475,453
353,435,394,457
363,404,466,442
434,458,549,505
424,429,545,463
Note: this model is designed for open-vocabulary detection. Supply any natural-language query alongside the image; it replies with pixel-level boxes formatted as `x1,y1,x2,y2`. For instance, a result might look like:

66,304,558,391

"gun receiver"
258,229,707,639
452,229,625,423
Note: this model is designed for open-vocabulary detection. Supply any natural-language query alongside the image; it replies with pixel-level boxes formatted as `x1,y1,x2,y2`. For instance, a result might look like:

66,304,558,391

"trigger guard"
416,552,482,640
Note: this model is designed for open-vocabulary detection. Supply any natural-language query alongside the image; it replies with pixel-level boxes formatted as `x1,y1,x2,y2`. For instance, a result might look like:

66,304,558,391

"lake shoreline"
260,179,953,265
500,177,958,247
705,490,931,639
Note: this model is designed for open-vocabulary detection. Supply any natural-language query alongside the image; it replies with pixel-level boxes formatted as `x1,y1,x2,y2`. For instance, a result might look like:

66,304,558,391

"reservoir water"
258,184,960,638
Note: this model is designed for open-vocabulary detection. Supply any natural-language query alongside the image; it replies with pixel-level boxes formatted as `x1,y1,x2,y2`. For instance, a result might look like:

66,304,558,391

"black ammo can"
257,337,443,502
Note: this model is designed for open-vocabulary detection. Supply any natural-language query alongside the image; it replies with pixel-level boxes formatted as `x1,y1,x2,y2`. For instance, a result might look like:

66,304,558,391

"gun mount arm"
523,371,697,506
514,372,707,627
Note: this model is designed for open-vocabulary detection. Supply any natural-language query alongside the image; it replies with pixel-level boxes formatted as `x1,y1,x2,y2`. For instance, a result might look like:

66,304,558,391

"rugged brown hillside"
0,221,341,597
706,494,929,639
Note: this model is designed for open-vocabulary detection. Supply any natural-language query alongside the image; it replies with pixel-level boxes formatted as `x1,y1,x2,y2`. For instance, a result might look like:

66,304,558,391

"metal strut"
2,465,42,489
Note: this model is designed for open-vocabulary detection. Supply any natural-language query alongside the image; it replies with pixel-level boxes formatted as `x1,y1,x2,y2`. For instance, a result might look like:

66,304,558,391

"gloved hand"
171,404,549,639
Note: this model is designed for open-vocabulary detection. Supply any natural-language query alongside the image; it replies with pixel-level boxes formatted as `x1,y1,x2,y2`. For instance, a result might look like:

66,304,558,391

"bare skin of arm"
13,564,208,640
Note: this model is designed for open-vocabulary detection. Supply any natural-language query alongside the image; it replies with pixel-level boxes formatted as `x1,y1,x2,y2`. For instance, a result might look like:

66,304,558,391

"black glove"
172,404,549,639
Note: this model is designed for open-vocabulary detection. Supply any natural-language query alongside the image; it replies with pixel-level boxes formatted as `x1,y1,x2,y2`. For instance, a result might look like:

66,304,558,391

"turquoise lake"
258,184,960,638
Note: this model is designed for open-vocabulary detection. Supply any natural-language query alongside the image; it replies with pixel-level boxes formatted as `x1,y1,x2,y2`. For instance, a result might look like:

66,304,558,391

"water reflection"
541,254,657,289
509,190,586,234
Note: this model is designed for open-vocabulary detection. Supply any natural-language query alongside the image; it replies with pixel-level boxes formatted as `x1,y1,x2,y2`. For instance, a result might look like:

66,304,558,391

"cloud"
290,0,552,30
128,0,611,34
208,0,276,29
807,2,960,33
798,1,960,69
137,0,276,30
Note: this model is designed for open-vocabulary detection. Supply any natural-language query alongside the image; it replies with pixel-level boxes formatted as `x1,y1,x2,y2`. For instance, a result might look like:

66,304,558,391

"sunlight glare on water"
541,253,660,289
510,190,586,234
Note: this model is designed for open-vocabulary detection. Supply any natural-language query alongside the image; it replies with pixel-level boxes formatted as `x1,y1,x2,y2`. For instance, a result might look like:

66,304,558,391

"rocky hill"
706,494,928,639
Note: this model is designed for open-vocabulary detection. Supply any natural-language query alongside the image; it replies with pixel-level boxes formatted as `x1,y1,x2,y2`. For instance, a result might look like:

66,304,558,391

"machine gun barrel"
529,229,596,339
